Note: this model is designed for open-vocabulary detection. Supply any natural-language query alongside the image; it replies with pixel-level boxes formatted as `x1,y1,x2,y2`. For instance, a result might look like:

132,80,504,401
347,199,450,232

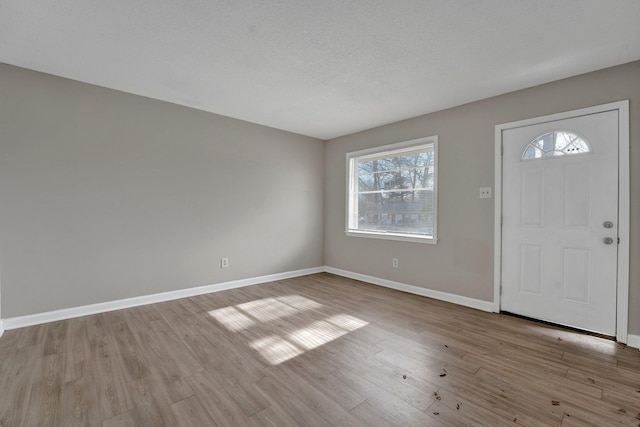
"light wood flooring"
1,273,639,426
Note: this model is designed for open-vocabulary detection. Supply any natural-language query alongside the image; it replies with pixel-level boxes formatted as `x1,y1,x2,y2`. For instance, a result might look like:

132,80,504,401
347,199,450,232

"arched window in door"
522,131,591,160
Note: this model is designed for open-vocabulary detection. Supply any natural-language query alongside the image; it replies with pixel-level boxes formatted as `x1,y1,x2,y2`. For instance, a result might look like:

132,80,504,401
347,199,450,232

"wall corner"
627,334,640,350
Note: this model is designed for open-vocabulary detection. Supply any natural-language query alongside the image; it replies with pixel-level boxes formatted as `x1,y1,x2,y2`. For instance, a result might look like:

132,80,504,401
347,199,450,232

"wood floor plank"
249,404,302,427
108,317,150,382
274,357,366,411
183,327,268,382
62,318,91,382
330,365,442,426
426,386,523,427
562,350,640,386
463,352,603,400
349,399,406,427
126,376,181,427
59,375,102,427
254,374,333,427
186,369,257,426
0,345,42,426
101,410,136,427
86,312,110,343
469,367,566,424
473,367,635,425
194,366,270,418
42,320,69,357
134,327,203,383
20,353,64,427
602,388,640,416
15,320,47,350
91,335,135,420
375,345,481,379
430,371,552,426
0,272,638,426
564,368,631,396
145,372,194,411
168,395,218,426
0,329,20,359
333,355,437,412
265,363,352,424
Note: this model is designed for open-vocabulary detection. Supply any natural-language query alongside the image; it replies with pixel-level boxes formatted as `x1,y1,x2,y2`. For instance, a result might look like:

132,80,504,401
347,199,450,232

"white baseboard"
627,334,640,350
1,266,324,330
1,264,632,346
324,266,494,312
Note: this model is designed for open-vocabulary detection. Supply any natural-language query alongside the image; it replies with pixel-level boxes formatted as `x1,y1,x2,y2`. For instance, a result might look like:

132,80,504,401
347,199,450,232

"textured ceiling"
1,1,639,140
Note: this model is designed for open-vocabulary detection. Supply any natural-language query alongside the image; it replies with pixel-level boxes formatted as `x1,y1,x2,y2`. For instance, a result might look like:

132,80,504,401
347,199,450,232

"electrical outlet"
479,187,492,199
392,258,399,268
221,257,229,268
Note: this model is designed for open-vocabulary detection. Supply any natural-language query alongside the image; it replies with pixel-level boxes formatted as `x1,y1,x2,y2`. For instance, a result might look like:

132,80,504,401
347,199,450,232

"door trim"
493,101,630,343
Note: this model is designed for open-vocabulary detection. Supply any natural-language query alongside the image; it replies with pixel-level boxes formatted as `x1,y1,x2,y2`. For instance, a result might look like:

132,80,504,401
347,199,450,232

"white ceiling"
1,1,639,140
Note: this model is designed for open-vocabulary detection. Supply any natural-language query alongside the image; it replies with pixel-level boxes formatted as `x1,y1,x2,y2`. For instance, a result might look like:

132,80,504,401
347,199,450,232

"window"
522,131,591,160
346,136,437,243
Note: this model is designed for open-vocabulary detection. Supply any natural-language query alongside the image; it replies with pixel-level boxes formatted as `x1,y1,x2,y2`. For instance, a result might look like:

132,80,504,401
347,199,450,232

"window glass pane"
357,191,434,235
523,144,539,159
347,138,437,241
522,131,590,160
357,167,377,192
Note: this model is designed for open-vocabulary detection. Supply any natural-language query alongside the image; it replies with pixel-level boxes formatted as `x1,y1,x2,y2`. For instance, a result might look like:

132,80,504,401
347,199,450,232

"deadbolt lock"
603,221,614,229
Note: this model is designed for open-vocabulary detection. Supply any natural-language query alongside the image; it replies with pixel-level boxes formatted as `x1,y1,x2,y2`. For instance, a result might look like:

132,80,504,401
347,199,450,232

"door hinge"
618,237,620,244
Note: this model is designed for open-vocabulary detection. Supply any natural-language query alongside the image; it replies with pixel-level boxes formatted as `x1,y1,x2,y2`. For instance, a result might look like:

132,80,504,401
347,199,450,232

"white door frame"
493,100,630,343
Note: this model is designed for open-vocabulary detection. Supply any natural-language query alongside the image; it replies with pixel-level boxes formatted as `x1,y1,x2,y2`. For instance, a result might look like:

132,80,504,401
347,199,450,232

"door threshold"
500,311,616,342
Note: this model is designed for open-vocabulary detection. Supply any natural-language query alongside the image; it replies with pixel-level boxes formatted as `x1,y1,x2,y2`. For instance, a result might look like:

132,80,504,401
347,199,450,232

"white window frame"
345,135,438,244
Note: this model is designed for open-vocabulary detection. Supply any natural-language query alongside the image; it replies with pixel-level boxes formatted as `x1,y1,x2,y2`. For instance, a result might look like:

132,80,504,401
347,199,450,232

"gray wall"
0,64,325,318
325,61,640,334
2,60,639,335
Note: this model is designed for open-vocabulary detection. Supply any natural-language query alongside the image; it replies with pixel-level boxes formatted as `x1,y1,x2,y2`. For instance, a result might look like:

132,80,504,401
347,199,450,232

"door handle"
603,237,614,245
603,221,614,228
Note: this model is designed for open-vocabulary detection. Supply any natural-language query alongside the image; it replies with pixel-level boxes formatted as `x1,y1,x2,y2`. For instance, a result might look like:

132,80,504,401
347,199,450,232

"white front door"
501,110,619,336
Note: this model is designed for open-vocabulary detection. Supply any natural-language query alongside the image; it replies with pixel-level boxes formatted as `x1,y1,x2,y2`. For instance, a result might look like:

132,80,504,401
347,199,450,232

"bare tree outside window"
347,137,438,243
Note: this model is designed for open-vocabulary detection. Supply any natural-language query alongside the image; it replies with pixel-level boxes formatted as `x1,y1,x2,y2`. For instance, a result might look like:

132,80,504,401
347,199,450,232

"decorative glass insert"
522,131,591,160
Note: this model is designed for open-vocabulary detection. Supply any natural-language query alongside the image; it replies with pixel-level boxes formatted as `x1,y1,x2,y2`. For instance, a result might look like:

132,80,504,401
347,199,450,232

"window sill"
345,230,438,244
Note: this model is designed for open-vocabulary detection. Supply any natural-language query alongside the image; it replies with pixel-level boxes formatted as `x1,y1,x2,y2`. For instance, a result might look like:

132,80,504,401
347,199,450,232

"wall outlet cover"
479,187,492,199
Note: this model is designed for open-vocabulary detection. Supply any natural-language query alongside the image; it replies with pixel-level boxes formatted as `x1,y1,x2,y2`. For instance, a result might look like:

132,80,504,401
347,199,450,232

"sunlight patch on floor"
250,335,304,365
288,320,349,350
235,298,300,322
277,295,323,310
326,314,369,330
208,294,369,365
532,325,619,355
208,306,255,332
